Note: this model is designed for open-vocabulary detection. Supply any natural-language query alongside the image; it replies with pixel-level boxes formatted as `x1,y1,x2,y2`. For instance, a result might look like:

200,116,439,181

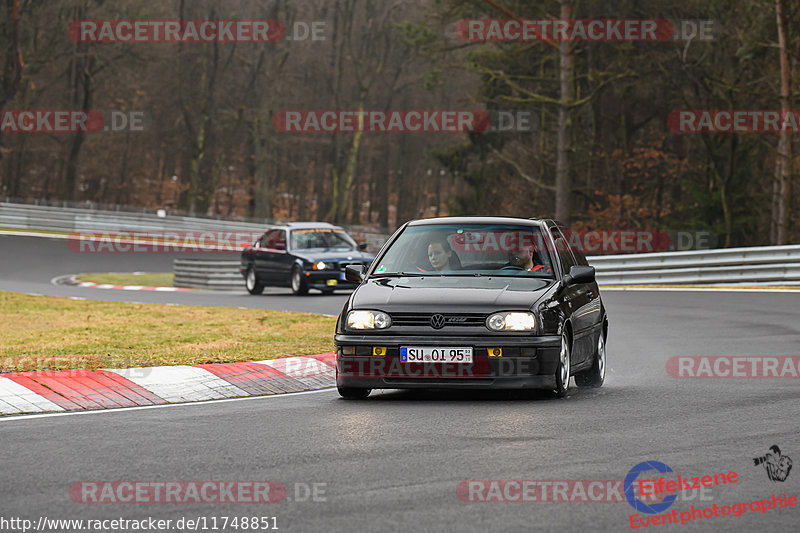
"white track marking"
0,387,336,422
0,377,64,414
104,366,248,402
254,356,336,389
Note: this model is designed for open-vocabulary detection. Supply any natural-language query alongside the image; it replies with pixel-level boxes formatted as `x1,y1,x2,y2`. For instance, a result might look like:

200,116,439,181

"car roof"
406,216,549,228
271,222,344,230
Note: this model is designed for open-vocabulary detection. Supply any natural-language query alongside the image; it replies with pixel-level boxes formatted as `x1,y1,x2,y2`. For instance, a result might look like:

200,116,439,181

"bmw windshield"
291,228,359,251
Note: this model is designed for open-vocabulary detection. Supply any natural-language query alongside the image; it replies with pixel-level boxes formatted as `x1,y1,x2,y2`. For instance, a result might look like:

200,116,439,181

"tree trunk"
774,0,793,244
555,0,573,224
0,0,23,189
63,3,93,202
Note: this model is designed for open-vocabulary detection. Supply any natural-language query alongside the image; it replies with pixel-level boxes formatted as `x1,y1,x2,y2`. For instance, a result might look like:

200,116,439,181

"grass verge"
76,272,174,287
0,291,336,372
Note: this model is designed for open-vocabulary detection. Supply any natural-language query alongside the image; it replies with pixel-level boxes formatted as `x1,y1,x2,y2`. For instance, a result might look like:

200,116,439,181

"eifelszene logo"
624,461,678,514
753,445,792,482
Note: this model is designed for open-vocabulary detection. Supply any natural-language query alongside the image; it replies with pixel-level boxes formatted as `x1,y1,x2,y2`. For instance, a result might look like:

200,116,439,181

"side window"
273,231,286,250
560,229,590,266
552,228,577,276
264,230,286,250
572,249,590,267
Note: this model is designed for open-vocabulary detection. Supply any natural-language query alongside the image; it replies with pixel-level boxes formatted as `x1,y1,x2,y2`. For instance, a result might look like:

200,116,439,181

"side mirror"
358,243,368,251
566,265,595,285
345,264,365,283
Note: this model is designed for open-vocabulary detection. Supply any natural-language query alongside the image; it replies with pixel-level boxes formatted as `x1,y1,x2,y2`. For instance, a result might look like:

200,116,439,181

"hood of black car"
351,276,552,313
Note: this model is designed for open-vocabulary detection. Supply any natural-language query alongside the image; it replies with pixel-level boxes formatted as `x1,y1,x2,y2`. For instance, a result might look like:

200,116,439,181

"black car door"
254,229,280,285
552,227,599,365
251,232,270,277
567,236,603,356
271,230,295,286
256,230,286,283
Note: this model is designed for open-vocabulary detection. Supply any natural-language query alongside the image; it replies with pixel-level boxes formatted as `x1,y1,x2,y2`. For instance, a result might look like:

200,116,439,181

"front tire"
245,267,264,295
575,332,606,388
554,331,571,397
291,266,309,295
337,387,371,400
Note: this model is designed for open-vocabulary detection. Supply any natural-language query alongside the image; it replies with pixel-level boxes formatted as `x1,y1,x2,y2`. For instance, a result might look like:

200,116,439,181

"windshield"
371,223,556,279
290,228,358,251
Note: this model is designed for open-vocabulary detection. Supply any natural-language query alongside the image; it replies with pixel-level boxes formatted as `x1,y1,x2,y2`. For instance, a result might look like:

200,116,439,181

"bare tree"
772,0,793,244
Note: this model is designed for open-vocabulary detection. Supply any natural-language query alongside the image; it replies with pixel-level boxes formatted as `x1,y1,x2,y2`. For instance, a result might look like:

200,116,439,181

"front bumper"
236,267,359,290
303,271,360,290
335,334,561,390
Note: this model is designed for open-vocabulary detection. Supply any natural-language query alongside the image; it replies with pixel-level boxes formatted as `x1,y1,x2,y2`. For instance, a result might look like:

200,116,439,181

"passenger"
427,238,460,271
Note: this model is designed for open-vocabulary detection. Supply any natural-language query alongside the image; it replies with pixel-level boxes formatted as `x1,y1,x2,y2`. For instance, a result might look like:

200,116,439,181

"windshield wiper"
370,272,431,277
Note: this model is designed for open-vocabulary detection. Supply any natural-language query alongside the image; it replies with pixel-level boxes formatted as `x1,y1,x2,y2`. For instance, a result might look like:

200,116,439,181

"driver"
505,247,552,274
507,249,534,270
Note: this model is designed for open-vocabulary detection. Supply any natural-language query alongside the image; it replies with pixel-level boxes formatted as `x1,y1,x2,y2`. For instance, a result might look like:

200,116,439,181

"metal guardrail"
5,201,798,287
173,259,241,290
176,245,800,291
588,245,800,285
0,201,391,253
0,201,268,233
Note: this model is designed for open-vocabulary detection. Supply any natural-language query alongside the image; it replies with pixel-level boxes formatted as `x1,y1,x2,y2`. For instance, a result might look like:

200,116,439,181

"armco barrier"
5,201,798,286
587,245,800,285
0,201,267,233
0,201,390,253
173,259,241,290
177,245,800,290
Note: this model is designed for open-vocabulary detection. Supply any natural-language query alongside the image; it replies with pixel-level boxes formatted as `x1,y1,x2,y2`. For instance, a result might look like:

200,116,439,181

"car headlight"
486,312,536,331
347,310,391,330
312,261,328,270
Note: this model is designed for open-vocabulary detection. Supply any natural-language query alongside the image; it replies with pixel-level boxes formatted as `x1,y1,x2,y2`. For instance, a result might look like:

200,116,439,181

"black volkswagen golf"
334,217,608,399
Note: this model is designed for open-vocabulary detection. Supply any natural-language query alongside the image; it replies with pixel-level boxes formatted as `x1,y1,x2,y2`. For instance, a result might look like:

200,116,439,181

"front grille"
339,261,361,271
390,313,487,328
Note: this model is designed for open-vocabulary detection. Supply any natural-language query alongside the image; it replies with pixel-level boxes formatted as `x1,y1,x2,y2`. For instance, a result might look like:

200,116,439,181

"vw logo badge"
430,314,446,329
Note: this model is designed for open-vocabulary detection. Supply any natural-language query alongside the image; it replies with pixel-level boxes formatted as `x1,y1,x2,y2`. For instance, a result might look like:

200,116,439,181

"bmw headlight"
347,310,391,330
312,261,328,270
487,312,536,331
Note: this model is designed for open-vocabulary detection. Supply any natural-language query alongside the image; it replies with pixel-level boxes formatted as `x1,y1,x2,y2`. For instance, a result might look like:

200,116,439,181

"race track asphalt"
0,234,349,315
2,233,799,532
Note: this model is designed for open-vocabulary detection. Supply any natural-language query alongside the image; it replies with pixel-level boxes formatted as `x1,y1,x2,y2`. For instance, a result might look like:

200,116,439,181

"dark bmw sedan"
334,217,608,399
240,222,374,295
